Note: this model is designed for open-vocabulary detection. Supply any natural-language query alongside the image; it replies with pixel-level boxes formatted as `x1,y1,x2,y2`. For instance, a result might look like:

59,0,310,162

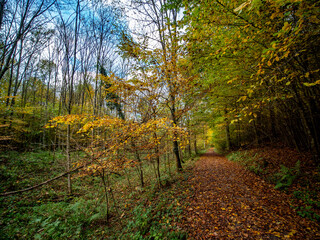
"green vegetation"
120,198,187,239
227,151,264,175
227,150,301,189
227,149,320,223
0,151,65,192
292,190,320,222
274,162,300,190
0,150,200,239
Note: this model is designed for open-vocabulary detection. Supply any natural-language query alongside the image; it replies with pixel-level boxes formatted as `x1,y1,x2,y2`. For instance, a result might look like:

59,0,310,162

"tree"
118,0,206,171
0,0,56,82
183,0,320,160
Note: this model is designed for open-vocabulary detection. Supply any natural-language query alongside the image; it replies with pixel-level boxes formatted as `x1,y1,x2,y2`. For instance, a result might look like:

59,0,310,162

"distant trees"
0,0,56,148
0,0,130,197
0,0,55,82
0,0,127,150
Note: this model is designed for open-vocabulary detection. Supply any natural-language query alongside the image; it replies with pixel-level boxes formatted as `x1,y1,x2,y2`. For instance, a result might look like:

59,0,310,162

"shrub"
121,203,186,240
292,190,320,222
274,161,300,189
0,198,107,239
227,151,264,175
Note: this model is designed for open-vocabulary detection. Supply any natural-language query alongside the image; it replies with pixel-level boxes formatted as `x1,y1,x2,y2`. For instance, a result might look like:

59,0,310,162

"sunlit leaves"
47,114,188,175
183,0,320,151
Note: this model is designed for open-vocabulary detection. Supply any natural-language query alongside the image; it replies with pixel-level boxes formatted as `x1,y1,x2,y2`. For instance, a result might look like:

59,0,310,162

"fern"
274,161,300,189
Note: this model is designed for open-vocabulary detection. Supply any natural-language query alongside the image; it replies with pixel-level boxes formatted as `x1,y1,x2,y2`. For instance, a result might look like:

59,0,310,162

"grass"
0,149,201,239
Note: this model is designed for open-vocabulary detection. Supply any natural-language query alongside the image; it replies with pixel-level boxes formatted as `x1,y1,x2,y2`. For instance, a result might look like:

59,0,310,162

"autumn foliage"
1,0,320,238
184,0,320,159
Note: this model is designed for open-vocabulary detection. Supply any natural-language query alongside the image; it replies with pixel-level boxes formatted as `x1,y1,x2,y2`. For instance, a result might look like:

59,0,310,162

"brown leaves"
175,149,320,239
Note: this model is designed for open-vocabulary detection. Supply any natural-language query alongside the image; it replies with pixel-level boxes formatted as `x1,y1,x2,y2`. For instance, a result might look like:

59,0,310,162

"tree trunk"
194,134,198,154
154,135,161,188
101,170,110,219
134,148,144,188
225,120,231,151
66,124,72,195
173,139,182,171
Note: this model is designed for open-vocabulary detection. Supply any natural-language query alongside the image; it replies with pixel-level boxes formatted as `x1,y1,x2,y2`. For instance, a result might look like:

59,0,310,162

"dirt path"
177,149,320,239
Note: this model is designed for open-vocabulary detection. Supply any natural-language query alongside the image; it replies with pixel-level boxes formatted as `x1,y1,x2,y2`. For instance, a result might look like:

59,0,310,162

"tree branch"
0,161,89,197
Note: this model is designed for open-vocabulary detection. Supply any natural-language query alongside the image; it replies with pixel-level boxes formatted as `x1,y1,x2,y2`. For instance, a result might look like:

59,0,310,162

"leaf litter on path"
176,149,320,239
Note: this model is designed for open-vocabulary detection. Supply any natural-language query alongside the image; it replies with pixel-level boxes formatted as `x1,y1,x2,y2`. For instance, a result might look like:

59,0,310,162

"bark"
173,139,182,170
0,0,6,31
154,134,161,187
134,147,144,188
194,134,198,154
101,170,110,219
66,124,72,194
225,109,231,150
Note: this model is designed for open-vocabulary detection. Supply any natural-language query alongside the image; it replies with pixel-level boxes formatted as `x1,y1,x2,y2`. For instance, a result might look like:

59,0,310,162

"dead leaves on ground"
175,150,320,239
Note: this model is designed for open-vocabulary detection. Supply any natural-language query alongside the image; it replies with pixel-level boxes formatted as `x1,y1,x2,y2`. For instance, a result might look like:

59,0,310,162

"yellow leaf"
247,89,254,95
283,51,290,58
282,22,290,31
270,13,277,20
303,80,320,87
237,96,247,102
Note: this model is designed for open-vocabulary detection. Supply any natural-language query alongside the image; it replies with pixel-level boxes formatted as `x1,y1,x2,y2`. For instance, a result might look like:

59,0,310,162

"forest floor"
175,149,320,239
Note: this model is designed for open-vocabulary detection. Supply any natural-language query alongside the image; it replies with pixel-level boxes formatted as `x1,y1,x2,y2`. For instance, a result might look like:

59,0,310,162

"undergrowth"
227,151,301,189
118,193,187,240
227,149,319,223
292,190,320,222
227,151,264,175
0,150,199,239
273,161,300,190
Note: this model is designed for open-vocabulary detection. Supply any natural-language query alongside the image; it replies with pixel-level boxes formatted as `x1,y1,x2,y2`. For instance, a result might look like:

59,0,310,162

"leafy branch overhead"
46,115,188,175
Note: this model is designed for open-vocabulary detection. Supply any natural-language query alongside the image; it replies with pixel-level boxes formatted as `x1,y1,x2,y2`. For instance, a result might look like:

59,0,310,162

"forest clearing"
0,0,319,239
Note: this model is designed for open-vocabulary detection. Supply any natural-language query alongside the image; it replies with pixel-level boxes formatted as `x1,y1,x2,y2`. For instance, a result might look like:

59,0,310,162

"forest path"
177,149,320,239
